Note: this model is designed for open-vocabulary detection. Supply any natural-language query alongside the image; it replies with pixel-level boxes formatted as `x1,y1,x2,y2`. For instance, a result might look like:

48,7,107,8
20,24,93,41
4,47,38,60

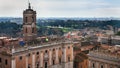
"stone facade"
88,50,120,68
0,41,74,68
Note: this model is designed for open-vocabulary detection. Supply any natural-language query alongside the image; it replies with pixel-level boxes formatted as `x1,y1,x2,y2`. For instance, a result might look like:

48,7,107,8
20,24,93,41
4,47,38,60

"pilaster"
26,54,28,68
49,49,52,65
56,48,58,64
11,56,16,68
40,51,43,67
32,52,35,68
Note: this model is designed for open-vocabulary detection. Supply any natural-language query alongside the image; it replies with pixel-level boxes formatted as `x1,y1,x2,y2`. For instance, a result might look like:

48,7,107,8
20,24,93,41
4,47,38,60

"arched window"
26,28,27,33
36,52,39,55
32,17,34,22
19,56,22,60
32,28,34,33
25,17,28,22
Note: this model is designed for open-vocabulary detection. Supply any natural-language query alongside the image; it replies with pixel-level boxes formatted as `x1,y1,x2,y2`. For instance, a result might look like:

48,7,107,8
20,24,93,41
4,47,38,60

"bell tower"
23,2,37,41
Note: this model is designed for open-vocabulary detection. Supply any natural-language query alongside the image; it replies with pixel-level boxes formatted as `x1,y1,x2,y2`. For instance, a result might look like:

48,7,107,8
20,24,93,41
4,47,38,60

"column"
88,60,91,68
26,55,28,68
40,51,43,67
11,57,16,68
105,63,108,68
49,49,52,65
32,52,35,68
56,48,58,64
96,62,99,68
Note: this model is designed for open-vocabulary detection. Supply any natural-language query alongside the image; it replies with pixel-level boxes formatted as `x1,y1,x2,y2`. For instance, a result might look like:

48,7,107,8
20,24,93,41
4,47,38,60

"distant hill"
0,17,120,37
0,17,22,24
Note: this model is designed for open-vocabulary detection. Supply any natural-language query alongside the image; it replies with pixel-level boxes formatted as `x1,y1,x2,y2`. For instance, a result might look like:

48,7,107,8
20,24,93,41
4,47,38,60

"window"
59,47,61,50
92,63,95,68
53,49,55,51
5,59,8,65
101,65,104,68
45,50,48,53
32,28,34,33
25,17,28,22
36,52,39,55
45,62,47,68
53,60,55,65
19,56,22,60
0,57,1,63
28,64,30,68
32,17,34,22
36,63,39,68
28,53,30,57
59,58,61,64
68,57,70,62
26,28,27,33
28,66,30,68
68,46,70,49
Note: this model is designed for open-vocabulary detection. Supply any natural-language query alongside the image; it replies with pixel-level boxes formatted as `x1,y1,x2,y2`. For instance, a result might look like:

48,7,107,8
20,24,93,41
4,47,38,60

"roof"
74,52,88,62
74,46,81,51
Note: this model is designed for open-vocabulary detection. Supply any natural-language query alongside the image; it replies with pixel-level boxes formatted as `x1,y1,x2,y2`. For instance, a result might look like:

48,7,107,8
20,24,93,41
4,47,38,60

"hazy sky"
0,0,120,17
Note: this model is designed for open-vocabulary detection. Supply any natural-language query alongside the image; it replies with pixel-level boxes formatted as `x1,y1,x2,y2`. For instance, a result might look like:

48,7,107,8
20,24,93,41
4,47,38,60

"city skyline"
0,0,120,17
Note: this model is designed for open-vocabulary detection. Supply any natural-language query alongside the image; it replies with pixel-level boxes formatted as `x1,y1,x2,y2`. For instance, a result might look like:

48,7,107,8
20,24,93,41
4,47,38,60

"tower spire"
28,0,31,9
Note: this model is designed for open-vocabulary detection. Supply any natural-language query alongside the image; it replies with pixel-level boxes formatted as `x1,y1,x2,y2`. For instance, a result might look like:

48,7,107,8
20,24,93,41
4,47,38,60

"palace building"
0,3,74,68
88,49,120,68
